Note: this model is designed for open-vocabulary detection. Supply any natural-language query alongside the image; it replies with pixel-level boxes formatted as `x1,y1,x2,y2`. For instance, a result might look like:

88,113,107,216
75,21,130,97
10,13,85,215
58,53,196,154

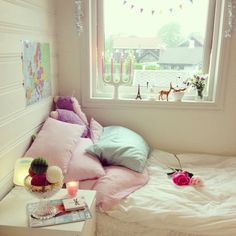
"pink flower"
171,171,191,186
190,177,203,186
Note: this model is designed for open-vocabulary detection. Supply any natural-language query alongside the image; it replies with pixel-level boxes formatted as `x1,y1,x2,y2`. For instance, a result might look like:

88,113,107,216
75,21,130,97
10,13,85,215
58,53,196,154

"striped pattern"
0,0,58,199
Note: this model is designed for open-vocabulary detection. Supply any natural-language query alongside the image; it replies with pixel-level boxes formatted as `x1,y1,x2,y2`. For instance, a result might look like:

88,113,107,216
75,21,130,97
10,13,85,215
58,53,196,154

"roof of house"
178,36,204,47
112,37,161,50
158,47,203,65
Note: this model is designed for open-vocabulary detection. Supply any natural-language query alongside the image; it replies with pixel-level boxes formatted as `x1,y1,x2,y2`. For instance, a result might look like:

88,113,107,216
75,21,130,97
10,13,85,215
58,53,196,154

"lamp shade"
13,157,33,186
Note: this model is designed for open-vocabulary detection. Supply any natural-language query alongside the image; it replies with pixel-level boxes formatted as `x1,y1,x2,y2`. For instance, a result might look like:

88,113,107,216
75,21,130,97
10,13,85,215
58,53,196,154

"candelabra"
101,54,133,100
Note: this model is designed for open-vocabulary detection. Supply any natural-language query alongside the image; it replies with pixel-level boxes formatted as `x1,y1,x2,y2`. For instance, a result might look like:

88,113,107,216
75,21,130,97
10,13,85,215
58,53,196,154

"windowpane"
102,0,210,96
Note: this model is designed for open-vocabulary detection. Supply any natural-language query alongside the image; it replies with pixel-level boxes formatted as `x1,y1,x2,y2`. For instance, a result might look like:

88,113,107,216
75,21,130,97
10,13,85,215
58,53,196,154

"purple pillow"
57,109,83,124
54,96,89,126
52,109,89,137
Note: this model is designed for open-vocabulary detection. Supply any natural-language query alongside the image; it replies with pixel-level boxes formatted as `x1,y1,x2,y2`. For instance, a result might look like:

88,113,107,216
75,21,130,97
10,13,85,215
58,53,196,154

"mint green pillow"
86,126,150,173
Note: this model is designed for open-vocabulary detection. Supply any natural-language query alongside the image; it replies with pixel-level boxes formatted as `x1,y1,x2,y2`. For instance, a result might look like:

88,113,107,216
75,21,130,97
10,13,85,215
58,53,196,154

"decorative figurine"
136,84,142,100
159,83,173,101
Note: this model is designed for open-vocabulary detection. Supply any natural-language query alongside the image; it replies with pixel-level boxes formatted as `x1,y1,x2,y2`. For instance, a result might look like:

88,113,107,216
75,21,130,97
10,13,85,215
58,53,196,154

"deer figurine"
159,83,173,101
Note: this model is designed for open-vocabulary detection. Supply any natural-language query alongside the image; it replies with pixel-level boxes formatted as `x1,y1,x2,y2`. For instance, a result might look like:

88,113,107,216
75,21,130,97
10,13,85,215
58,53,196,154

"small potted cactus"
24,157,64,219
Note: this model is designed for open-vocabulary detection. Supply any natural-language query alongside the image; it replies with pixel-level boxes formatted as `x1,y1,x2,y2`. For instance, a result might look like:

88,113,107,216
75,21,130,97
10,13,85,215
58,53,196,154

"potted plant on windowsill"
191,74,207,100
172,89,186,102
171,81,190,102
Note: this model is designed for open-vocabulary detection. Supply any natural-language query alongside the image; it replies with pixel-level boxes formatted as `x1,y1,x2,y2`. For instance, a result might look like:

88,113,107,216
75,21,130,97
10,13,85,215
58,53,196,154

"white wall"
56,0,236,156
0,0,58,199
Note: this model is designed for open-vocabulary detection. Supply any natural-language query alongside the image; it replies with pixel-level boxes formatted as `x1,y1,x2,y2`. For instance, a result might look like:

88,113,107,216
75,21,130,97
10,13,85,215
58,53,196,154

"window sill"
82,96,223,111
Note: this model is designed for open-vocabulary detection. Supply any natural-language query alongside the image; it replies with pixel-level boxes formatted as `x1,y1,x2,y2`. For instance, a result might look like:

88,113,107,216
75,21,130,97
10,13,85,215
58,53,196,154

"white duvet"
105,150,236,236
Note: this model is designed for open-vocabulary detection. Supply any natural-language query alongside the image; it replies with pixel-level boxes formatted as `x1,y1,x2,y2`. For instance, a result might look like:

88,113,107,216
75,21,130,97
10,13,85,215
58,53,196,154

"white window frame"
80,0,231,110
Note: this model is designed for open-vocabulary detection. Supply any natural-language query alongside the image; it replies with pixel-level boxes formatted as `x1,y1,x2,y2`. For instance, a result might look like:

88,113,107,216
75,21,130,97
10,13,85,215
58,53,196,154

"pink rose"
172,171,191,186
190,177,203,186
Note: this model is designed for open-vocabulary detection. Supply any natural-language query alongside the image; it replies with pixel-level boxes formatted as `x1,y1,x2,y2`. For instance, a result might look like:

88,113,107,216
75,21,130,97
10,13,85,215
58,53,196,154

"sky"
104,0,209,38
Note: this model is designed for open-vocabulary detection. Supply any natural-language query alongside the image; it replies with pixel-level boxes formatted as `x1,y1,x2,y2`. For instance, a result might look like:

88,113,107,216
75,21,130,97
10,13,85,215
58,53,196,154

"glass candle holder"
66,181,79,197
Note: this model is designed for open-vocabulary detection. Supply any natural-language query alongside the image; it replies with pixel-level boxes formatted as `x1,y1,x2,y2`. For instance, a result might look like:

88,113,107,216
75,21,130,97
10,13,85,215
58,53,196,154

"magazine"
26,198,92,228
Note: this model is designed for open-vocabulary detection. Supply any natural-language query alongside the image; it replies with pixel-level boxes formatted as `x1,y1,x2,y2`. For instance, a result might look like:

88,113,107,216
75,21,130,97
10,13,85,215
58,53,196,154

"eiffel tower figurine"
136,84,142,100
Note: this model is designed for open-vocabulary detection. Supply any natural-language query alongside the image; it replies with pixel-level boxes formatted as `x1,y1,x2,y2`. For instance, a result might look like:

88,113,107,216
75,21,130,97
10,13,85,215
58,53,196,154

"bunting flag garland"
121,0,194,16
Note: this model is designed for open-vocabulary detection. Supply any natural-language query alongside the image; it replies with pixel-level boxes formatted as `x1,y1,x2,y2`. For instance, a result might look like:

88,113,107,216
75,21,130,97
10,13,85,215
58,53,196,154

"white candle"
120,53,124,80
66,181,79,197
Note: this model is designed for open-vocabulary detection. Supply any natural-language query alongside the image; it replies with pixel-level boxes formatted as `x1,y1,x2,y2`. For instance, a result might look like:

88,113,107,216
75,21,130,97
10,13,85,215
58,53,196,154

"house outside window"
80,0,231,107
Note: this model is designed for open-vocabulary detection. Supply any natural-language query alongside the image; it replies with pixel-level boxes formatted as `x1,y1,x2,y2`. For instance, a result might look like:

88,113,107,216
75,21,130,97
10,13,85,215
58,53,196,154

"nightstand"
0,187,96,236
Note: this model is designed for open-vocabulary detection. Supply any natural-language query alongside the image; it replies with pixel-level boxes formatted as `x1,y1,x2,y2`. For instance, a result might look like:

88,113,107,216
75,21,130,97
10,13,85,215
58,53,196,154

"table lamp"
13,157,33,186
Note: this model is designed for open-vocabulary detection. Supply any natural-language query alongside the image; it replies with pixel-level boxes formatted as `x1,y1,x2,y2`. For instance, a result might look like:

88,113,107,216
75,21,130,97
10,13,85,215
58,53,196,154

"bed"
94,149,236,236
23,96,236,236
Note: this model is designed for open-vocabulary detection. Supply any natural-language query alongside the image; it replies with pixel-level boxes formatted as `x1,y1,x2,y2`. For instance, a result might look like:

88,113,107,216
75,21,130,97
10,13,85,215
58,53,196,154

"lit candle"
66,181,79,197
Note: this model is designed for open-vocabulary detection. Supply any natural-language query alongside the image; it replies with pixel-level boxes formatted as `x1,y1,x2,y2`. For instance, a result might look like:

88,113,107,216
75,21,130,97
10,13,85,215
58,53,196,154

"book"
26,198,92,228
62,197,86,211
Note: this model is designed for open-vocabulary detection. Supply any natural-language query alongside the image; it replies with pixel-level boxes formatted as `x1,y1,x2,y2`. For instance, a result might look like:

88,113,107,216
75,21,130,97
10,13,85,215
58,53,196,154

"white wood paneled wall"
0,0,58,199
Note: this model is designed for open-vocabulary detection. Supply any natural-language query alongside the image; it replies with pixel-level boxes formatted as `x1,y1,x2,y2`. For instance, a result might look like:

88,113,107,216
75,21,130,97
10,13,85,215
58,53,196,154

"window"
81,0,230,106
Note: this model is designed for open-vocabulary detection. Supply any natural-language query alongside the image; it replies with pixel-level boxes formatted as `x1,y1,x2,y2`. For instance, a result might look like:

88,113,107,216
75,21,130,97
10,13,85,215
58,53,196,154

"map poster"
22,41,51,106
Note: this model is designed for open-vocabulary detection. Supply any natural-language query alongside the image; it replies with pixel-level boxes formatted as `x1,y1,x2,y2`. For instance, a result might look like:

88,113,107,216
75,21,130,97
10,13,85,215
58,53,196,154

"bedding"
80,165,149,211
95,149,236,236
86,126,150,172
23,106,236,236
89,118,103,143
64,138,105,182
25,118,85,174
50,109,89,137
54,96,88,126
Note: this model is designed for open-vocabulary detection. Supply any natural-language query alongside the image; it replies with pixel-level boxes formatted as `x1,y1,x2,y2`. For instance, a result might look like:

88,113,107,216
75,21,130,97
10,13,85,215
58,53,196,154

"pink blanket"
80,166,149,211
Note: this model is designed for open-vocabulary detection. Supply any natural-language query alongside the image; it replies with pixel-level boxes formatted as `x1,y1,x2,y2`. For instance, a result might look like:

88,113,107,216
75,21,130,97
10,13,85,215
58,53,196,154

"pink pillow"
25,118,85,174
89,118,103,143
80,166,149,211
64,138,105,182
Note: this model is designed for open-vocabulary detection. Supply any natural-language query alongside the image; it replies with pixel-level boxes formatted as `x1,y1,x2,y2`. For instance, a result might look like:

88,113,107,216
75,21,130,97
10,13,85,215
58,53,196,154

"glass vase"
196,89,203,101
